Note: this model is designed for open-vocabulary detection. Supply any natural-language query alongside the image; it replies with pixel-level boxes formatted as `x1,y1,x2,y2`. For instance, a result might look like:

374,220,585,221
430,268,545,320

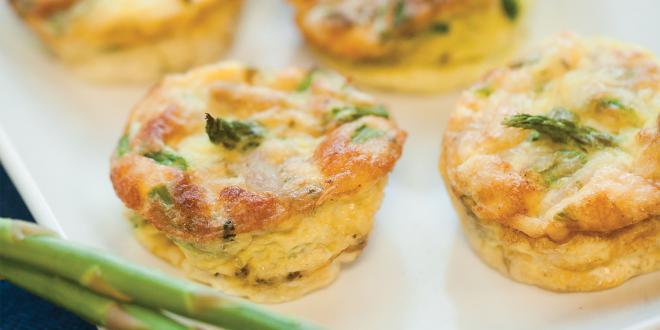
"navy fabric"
0,163,94,330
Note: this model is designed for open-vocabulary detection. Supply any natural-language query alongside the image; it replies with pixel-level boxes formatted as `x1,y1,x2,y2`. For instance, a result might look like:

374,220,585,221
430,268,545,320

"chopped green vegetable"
539,150,587,184
501,0,519,21
393,0,407,25
116,134,130,157
429,22,450,34
296,70,315,92
144,150,188,170
502,108,616,149
474,86,493,98
351,125,384,144
598,98,626,110
554,211,577,223
595,97,641,125
47,12,68,35
205,113,265,151
528,130,541,141
148,185,173,206
330,105,389,124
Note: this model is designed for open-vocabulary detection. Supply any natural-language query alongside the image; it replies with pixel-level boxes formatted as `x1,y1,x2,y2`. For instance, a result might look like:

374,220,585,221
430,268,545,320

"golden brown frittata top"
111,62,406,245
290,0,518,61
10,0,226,51
442,33,659,241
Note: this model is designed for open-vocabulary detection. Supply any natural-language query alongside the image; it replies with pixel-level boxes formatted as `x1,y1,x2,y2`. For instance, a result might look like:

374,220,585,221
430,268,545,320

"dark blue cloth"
0,163,94,330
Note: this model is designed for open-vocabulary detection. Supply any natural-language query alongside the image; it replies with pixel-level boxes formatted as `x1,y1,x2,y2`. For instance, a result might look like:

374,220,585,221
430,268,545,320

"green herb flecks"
528,130,541,142
144,150,188,170
116,134,130,157
595,97,641,126
148,185,173,206
538,150,587,184
501,0,519,21
429,22,450,34
297,70,316,92
47,12,69,35
330,105,389,124
599,98,626,111
205,113,265,151
393,0,407,26
474,86,493,98
554,211,577,224
351,125,385,144
502,108,616,150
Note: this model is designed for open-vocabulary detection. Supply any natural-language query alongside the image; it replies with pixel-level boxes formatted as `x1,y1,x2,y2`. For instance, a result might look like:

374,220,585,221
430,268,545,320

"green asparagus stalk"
502,111,616,149
0,258,190,330
0,218,321,330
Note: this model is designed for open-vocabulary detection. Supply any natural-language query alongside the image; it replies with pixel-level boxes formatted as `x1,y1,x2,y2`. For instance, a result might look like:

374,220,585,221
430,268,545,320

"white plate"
1,1,659,329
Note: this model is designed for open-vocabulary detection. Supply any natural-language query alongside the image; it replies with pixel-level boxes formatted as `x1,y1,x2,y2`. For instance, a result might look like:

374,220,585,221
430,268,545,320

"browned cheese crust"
10,0,243,82
290,0,482,61
441,33,659,291
10,0,78,18
289,0,527,92
111,62,405,248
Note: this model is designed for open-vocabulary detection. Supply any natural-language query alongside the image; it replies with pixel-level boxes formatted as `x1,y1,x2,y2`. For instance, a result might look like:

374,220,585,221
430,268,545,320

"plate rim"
0,122,66,237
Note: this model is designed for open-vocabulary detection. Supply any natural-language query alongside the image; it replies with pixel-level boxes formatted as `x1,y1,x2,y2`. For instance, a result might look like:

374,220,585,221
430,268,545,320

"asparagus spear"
0,258,190,330
502,111,616,149
0,218,321,330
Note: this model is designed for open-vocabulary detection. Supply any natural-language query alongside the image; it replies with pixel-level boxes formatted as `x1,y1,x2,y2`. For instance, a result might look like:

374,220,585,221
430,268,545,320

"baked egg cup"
10,0,242,83
440,33,659,291
290,0,528,93
111,62,406,302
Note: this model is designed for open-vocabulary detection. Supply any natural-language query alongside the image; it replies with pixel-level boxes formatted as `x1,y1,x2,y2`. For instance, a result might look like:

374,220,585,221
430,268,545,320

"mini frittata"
440,33,659,291
10,0,242,82
290,0,528,92
110,62,406,302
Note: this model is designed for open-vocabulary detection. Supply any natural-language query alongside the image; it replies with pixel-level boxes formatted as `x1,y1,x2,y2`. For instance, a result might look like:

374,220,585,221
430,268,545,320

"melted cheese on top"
11,0,242,81
111,62,406,302
292,0,523,64
442,33,660,241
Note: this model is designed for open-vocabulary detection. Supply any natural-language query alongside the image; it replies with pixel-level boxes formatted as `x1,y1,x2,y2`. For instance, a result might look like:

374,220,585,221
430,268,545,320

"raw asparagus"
0,218,321,330
0,258,190,330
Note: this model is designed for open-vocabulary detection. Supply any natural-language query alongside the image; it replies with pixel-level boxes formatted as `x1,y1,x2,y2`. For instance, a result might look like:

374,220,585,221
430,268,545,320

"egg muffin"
10,0,242,82
290,0,528,93
110,62,406,302
440,33,660,291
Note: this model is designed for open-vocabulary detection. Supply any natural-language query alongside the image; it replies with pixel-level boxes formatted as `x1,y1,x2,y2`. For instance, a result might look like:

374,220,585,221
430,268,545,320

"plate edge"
0,123,67,237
